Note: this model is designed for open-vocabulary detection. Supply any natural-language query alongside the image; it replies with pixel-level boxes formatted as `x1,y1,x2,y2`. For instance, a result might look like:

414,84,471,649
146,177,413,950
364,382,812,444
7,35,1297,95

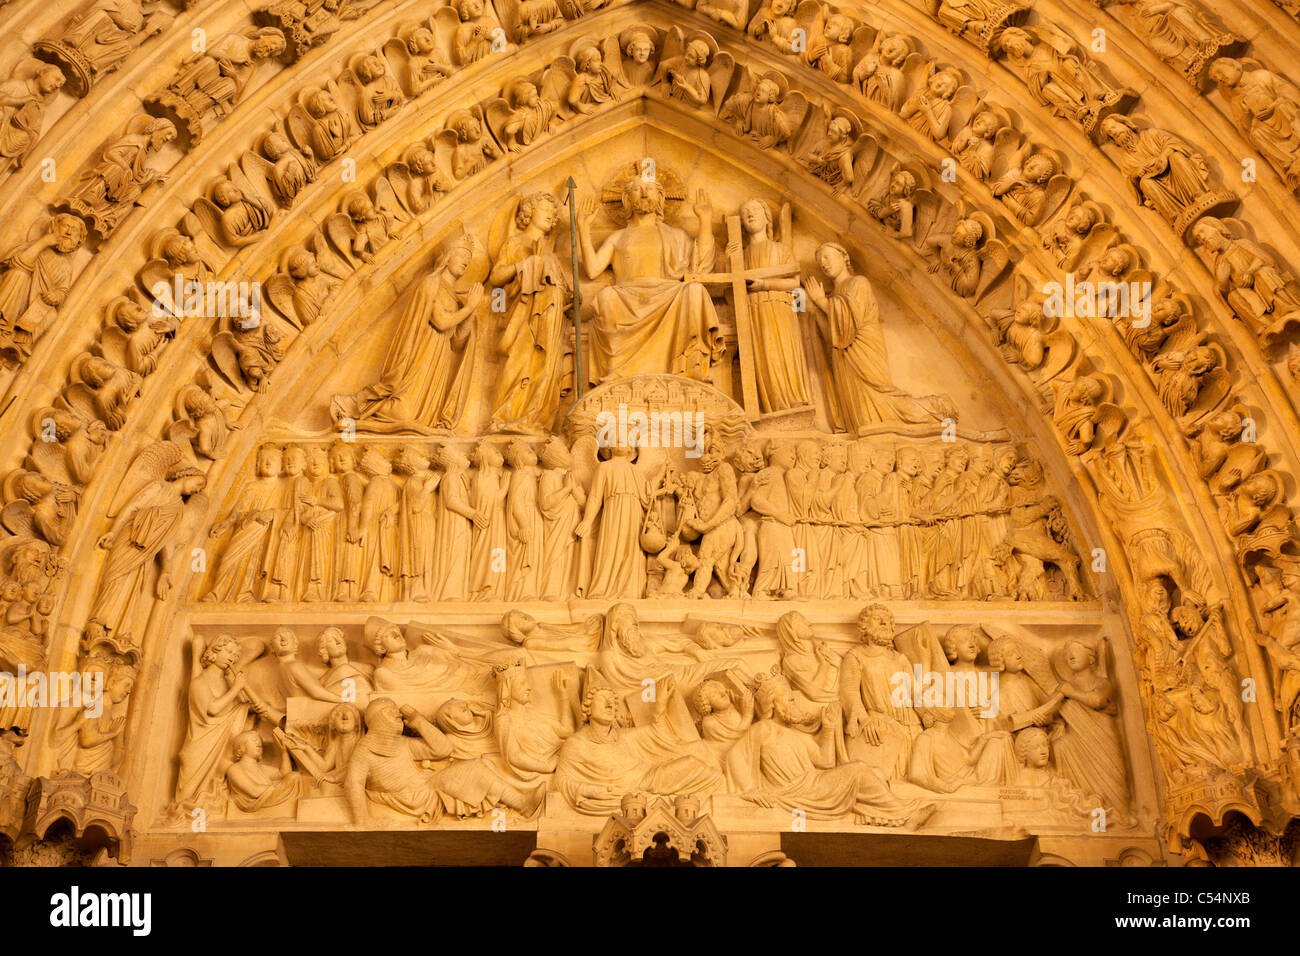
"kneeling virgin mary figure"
332,235,485,433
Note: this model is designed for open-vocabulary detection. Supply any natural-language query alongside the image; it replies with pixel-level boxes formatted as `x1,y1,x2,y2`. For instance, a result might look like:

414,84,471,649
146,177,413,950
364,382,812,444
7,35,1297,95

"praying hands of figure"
804,278,828,312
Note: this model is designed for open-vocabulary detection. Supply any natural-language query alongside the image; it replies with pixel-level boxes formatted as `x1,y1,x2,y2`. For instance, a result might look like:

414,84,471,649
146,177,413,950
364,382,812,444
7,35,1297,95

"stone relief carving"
286,84,358,164
993,25,1135,137
3,0,1300,866
257,0,362,63
382,24,450,102
0,215,86,372
488,78,562,151
1191,217,1300,351
145,28,287,145
900,65,965,146
88,441,208,651
931,0,1031,53
59,115,177,238
331,233,484,431
721,68,804,150
653,28,728,110
1105,0,1240,85
191,179,275,249
487,191,570,434
446,0,511,65
578,168,719,383
593,793,725,865
1209,57,1300,194
0,60,66,172
807,242,953,432
1099,115,1238,239
795,106,867,191
33,0,170,97
925,210,1010,301
197,431,1088,605
343,52,407,130
159,604,1140,835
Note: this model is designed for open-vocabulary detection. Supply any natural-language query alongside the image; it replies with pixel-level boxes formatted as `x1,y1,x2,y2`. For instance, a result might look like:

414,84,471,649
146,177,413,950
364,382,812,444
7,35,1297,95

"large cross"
685,214,800,420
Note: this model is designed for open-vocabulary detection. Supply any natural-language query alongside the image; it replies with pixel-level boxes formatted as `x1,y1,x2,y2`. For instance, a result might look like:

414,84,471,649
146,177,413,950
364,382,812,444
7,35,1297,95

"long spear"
565,176,584,400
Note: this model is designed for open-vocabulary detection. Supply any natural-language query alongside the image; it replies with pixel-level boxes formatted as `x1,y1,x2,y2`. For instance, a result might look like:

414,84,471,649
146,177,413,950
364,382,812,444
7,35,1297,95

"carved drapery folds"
32,0,171,98
152,605,1144,845
196,432,1085,605
145,28,288,146
0,59,67,172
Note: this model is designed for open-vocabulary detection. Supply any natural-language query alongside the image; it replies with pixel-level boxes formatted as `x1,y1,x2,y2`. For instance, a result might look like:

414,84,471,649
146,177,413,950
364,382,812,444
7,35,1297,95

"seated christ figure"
576,177,723,382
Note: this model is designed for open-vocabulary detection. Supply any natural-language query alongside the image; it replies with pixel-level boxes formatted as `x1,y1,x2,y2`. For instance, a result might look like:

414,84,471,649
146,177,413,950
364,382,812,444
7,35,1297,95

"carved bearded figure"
554,681,722,814
838,605,923,777
1100,115,1229,231
346,698,542,822
0,214,85,366
577,178,721,382
729,676,934,826
90,462,206,648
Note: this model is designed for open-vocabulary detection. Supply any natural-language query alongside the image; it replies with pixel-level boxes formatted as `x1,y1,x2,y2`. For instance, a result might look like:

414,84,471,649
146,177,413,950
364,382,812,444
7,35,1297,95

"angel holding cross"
731,198,811,414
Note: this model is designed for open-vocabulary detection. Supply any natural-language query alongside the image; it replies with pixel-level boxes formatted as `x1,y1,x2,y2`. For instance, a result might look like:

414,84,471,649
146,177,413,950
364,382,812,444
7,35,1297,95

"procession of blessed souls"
114,158,1148,836
187,161,1087,611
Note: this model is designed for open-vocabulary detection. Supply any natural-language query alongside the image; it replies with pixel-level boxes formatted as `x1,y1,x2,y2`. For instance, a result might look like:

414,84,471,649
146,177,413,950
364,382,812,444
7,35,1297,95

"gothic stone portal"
4,0,1299,869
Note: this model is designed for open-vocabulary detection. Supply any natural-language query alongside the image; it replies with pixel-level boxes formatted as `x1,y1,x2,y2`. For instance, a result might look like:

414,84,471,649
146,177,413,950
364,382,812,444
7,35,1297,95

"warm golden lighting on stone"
0,0,1298,871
